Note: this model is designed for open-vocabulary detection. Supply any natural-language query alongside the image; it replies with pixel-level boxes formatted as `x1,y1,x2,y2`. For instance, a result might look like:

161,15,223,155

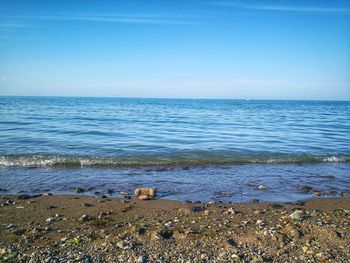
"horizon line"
1,94,349,102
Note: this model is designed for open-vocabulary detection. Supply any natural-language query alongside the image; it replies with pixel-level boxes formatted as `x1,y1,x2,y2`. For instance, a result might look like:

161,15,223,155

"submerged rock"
258,185,267,190
76,187,85,193
299,185,313,193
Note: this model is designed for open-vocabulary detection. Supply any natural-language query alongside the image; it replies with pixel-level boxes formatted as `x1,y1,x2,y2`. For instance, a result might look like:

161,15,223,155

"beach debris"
76,187,85,193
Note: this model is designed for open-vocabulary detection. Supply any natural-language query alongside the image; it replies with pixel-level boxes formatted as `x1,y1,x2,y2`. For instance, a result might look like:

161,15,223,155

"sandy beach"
1,194,349,262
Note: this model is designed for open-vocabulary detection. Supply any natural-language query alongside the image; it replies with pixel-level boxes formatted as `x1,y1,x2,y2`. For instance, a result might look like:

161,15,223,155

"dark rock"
191,206,205,213
299,185,313,193
80,214,91,222
271,204,284,209
227,239,238,247
154,229,173,240
17,195,32,200
76,187,85,193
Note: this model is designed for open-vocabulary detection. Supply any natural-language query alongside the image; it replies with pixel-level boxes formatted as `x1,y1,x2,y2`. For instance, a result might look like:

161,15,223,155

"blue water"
0,96,349,202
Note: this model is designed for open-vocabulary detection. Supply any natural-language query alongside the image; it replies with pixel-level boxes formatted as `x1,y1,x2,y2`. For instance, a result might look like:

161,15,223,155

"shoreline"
1,194,349,262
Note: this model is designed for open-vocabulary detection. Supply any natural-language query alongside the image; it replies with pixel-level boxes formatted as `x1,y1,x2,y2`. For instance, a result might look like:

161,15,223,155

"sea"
0,96,349,202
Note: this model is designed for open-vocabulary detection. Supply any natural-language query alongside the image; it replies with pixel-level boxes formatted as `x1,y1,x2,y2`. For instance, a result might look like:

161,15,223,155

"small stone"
117,240,133,250
153,229,173,240
7,224,17,229
46,217,55,224
226,238,237,247
80,214,91,222
164,221,172,227
98,211,111,219
290,210,304,221
314,190,322,196
137,255,146,263
191,206,204,212
256,219,264,225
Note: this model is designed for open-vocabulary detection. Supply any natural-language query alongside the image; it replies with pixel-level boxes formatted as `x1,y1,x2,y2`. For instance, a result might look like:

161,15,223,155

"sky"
0,0,349,100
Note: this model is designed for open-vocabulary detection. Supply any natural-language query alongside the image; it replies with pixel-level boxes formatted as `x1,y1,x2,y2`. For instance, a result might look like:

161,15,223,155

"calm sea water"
0,96,349,202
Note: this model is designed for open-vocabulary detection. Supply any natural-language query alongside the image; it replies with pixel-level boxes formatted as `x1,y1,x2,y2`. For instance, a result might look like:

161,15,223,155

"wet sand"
0,194,349,262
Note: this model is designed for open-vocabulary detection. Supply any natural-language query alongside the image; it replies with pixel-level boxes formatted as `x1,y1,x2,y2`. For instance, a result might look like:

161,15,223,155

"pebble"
80,214,91,222
137,255,146,263
290,210,304,221
46,217,55,224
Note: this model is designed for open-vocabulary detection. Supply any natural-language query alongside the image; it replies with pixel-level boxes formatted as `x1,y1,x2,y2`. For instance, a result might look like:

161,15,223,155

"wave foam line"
0,154,349,168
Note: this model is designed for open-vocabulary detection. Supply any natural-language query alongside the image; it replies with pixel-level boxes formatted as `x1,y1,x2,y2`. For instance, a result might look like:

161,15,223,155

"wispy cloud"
209,1,350,14
1,13,199,25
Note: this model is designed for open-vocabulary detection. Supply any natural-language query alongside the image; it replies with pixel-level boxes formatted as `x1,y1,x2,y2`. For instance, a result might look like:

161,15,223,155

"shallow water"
0,97,349,201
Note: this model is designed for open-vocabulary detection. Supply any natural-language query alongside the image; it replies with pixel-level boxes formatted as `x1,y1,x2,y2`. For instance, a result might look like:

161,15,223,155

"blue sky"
0,0,349,99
